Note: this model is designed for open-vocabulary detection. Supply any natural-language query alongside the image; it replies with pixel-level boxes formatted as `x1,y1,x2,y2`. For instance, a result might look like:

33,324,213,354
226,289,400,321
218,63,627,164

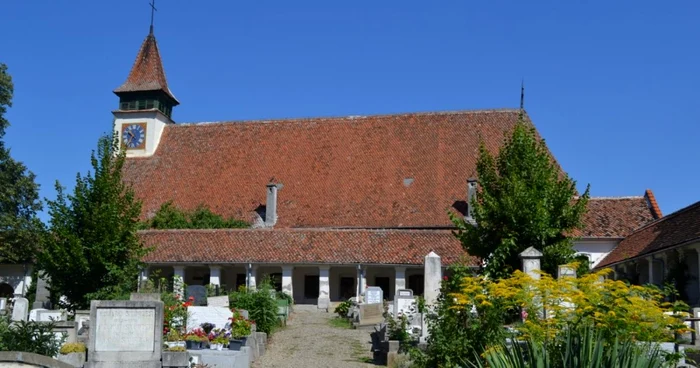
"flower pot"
185,340,201,350
228,338,246,351
209,343,217,350
216,343,223,351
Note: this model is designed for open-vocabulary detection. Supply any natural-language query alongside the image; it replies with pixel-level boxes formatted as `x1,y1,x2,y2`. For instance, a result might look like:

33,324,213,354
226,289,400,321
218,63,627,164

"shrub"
334,300,352,318
229,280,278,335
166,346,186,352
59,342,86,354
410,262,508,368
0,316,64,356
452,267,689,344
473,326,667,368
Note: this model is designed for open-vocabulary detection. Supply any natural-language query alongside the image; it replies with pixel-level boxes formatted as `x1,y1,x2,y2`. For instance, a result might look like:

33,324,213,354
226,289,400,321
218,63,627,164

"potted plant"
208,329,227,350
185,328,207,350
228,309,252,351
58,342,86,367
165,328,185,349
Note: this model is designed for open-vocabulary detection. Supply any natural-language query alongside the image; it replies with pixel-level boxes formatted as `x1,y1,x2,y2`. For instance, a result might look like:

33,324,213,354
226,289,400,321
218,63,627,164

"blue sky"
1,0,698,220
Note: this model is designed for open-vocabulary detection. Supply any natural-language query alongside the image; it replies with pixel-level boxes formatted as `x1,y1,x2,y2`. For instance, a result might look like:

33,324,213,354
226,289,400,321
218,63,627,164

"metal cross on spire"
149,0,157,34
520,79,525,111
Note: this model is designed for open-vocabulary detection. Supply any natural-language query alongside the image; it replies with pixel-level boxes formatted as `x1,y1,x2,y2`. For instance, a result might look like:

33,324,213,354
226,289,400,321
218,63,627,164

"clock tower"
113,27,179,157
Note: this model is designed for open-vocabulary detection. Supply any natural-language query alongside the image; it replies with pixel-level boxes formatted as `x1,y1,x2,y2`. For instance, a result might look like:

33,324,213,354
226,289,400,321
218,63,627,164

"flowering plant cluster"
162,295,193,338
184,328,209,342
208,328,230,345
229,309,253,339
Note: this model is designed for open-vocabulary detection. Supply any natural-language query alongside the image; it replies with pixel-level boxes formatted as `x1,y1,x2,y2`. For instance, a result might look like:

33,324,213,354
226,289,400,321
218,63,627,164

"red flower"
443,276,448,281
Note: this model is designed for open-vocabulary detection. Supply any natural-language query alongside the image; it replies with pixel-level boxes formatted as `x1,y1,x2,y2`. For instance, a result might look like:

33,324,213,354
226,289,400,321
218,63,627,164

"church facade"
108,30,662,307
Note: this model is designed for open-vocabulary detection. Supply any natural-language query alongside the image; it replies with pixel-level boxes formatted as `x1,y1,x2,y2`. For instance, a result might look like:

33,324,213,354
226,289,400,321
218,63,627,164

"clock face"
123,123,146,149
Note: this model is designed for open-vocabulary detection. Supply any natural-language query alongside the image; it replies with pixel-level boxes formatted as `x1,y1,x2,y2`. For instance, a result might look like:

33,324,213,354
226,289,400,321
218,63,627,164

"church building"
109,29,662,308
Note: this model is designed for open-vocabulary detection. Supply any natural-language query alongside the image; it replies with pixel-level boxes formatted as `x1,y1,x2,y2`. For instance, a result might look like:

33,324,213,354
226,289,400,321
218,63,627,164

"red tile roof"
573,194,658,238
596,201,700,268
124,109,535,228
114,33,178,103
139,228,474,266
122,109,657,238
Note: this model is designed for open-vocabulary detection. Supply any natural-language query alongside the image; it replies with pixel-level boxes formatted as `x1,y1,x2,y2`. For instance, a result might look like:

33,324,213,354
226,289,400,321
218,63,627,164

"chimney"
466,178,477,222
265,183,278,226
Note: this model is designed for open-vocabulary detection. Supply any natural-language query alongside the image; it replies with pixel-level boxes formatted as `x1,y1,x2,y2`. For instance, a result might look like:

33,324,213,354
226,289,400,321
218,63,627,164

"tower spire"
520,79,525,111
149,0,157,35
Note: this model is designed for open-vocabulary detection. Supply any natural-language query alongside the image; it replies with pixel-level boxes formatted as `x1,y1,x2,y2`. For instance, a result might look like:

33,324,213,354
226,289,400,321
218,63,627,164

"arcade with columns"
140,263,427,307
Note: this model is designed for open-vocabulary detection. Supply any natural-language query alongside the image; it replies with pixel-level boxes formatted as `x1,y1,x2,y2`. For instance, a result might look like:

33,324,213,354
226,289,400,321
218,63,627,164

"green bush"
472,326,668,368
334,300,352,318
0,316,64,356
229,280,278,335
410,262,508,368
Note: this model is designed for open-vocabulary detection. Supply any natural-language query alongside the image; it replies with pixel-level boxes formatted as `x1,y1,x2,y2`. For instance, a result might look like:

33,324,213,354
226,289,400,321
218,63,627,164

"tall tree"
451,117,590,279
0,63,43,264
39,134,147,310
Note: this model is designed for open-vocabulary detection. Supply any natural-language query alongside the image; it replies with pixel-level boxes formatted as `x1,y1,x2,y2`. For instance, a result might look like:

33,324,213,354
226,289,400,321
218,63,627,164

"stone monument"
365,286,383,305
186,285,207,306
85,300,164,368
424,252,442,307
557,264,576,279
11,297,28,322
519,247,543,280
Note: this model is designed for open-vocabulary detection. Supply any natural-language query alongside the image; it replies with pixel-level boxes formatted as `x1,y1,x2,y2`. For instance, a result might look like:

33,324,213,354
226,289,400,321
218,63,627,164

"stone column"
282,266,294,297
647,256,654,285
247,264,258,291
395,266,406,294
424,252,442,307
318,266,330,309
209,265,221,286
137,267,150,292
519,247,544,280
173,265,186,299
356,265,364,302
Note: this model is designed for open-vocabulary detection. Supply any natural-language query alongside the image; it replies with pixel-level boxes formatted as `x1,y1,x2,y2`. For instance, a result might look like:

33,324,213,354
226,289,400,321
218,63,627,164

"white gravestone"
86,300,163,368
519,247,543,280
393,289,416,316
557,265,576,279
207,295,230,308
365,286,383,305
37,310,67,322
424,252,442,307
29,308,48,321
186,306,233,332
11,297,28,322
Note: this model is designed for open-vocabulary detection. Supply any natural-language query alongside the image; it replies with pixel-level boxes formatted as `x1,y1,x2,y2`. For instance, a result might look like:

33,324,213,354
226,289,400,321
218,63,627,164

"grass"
350,339,374,364
328,317,352,329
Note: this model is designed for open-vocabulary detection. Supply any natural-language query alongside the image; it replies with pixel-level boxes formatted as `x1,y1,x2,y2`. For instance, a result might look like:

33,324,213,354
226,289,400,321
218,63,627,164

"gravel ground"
253,305,376,368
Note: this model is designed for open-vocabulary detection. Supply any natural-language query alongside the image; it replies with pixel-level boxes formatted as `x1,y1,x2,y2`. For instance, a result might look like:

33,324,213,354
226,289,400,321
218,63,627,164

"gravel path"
253,305,376,368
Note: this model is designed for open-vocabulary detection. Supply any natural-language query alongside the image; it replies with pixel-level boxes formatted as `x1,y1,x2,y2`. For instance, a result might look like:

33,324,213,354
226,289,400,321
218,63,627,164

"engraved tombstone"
519,246,544,280
186,285,207,306
37,309,67,322
365,286,383,305
85,300,164,368
393,289,416,316
557,265,576,279
11,297,28,322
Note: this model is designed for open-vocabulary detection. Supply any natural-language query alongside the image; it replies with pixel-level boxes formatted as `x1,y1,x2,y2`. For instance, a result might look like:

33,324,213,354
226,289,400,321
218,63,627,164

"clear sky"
1,0,698,220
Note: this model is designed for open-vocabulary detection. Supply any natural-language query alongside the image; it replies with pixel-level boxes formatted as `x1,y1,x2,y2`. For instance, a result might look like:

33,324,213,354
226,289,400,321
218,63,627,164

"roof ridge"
587,196,644,200
174,108,525,127
137,228,455,234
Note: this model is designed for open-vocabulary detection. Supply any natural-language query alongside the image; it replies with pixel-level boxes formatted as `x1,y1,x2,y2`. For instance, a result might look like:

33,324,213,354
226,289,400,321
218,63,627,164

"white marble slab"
94,308,156,352
186,306,233,332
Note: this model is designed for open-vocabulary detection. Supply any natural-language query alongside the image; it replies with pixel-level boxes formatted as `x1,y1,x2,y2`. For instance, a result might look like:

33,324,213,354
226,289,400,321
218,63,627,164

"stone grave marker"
85,300,163,368
29,308,48,321
186,285,207,306
186,306,233,332
130,293,161,302
519,247,543,280
365,286,383,305
359,303,384,326
393,289,416,316
36,310,67,322
11,297,28,322
0,298,7,312
557,265,576,279
207,295,229,308
424,252,442,307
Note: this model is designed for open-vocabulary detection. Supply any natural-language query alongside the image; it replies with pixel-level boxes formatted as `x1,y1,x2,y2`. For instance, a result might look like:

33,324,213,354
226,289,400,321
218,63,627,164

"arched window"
0,283,14,298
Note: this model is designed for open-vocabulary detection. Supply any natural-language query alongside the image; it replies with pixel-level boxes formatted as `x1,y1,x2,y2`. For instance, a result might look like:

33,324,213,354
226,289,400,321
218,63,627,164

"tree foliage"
0,63,43,263
143,201,248,229
38,134,147,311
451,117,590,278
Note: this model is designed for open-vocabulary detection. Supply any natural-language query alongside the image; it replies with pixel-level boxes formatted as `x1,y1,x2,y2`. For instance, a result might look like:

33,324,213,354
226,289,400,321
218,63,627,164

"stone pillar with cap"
519,247,543,280
424,252,442,307
282,265,293,297
394,266,406,293
318,266,330,309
